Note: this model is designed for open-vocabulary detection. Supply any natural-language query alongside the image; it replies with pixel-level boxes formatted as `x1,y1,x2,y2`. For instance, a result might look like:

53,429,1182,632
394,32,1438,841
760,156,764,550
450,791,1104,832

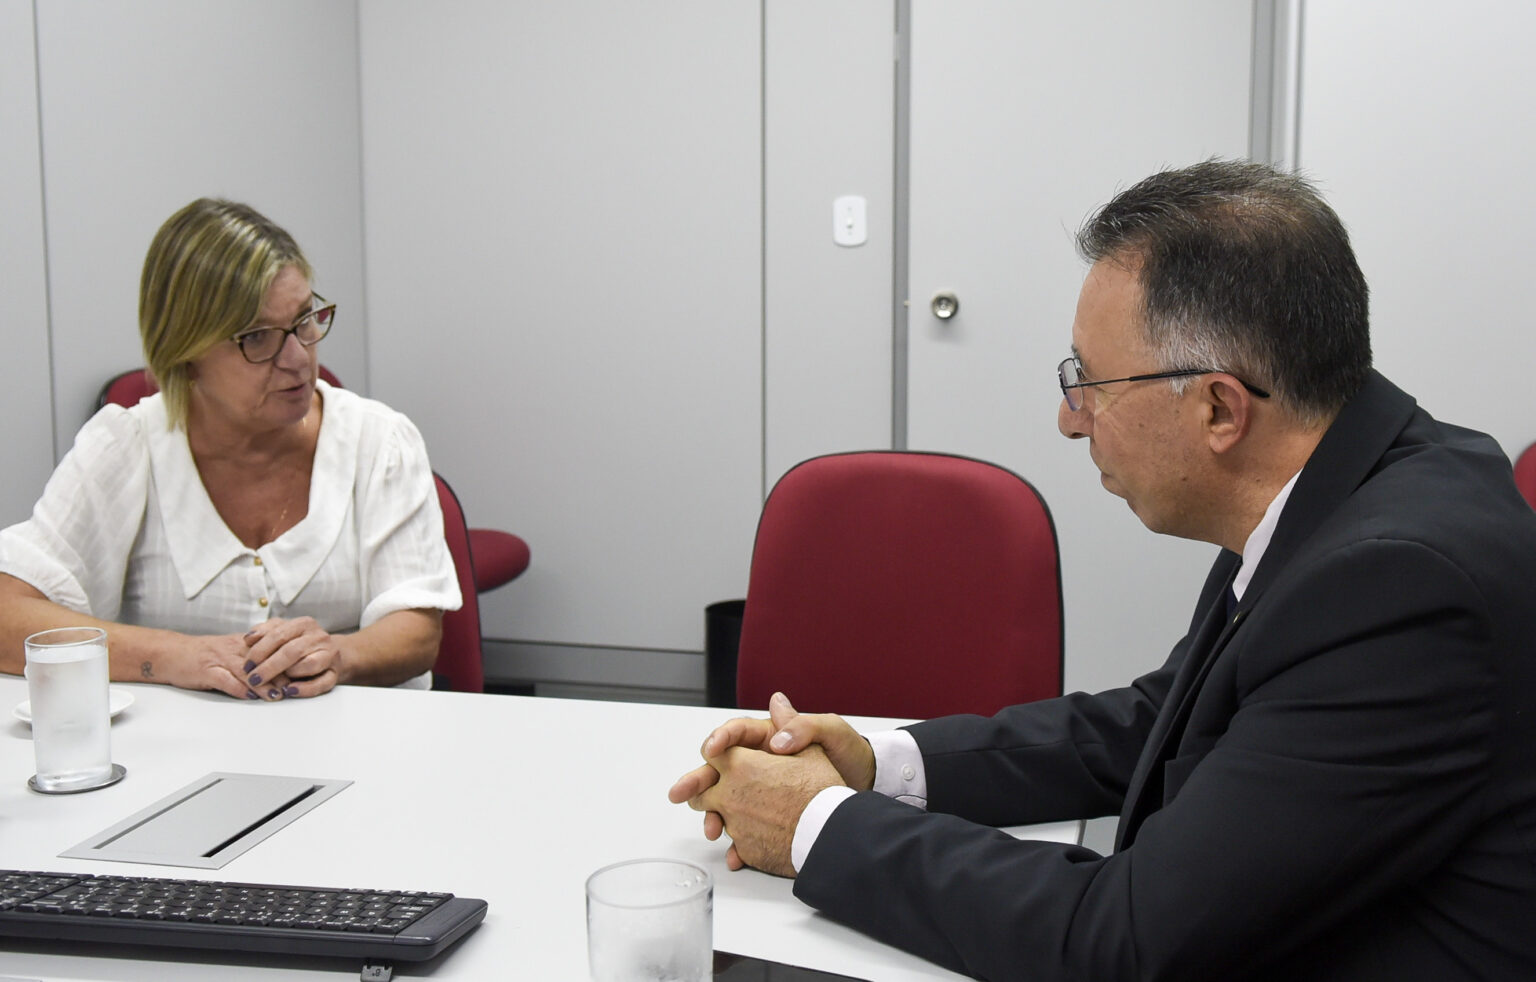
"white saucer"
14,687,134,724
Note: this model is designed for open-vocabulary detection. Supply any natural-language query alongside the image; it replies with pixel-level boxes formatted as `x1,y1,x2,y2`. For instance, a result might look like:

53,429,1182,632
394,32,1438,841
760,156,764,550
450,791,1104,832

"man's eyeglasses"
1057,355,1270,412
231,294,337,364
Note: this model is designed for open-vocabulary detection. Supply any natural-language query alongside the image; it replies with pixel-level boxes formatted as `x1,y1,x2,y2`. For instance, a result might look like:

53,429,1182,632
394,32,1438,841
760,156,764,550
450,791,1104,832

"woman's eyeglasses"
231,294,336,364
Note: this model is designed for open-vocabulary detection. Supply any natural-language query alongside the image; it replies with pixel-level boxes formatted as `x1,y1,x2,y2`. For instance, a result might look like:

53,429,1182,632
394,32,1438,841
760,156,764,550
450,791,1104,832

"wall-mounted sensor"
833,195,867,247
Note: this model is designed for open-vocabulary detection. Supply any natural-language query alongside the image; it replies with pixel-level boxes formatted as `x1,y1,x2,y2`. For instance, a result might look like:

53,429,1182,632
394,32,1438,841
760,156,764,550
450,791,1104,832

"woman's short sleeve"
353,409,462,627
0,405,150,620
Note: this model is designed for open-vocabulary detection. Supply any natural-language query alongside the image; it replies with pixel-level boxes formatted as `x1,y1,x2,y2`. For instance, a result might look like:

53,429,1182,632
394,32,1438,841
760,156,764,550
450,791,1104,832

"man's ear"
1200,374,1253,454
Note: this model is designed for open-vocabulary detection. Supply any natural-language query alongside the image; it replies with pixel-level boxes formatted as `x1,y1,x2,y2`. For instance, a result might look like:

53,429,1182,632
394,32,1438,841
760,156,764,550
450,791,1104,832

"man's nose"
1058,396,1090,440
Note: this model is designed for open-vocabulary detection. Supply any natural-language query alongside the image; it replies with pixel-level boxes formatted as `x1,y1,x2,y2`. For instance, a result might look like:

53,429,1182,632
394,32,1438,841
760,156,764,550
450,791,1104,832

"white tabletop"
0,678,1077,980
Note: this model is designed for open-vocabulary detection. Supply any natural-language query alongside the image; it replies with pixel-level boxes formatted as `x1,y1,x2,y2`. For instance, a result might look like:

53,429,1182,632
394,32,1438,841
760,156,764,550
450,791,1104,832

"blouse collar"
144,380,357,603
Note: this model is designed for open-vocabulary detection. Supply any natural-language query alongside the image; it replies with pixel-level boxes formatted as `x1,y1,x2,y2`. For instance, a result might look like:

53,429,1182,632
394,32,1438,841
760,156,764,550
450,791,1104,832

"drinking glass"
587,858,712,981
23,627,124,793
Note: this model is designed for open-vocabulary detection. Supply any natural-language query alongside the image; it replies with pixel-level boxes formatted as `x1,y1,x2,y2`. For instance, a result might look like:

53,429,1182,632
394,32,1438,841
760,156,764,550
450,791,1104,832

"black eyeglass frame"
231,293,337,364
1057,355,1270,412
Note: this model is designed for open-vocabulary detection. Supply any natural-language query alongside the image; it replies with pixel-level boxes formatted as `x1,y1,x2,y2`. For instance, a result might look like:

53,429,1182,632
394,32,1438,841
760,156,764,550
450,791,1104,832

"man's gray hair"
1077,159,1371,423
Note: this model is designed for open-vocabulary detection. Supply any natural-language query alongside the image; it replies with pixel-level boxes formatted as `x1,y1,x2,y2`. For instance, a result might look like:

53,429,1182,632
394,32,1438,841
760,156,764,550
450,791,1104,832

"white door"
905,1,1254,693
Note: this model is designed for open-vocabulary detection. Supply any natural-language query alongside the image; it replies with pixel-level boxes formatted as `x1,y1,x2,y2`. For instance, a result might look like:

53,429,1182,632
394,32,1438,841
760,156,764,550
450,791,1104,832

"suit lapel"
1115,559,1241,850
1242,371,1417,603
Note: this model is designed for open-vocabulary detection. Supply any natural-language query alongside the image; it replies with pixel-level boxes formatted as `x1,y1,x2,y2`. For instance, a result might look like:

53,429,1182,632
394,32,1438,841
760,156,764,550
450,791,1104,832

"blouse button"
258,597,269,608
254,556,263,566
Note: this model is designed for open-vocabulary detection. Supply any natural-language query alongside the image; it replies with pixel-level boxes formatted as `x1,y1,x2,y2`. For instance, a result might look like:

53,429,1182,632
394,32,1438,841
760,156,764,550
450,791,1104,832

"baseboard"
482,638,708,704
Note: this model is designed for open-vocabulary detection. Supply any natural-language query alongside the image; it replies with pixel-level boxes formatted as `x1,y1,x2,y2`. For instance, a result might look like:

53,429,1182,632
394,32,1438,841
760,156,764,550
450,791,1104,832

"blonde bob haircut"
139,198,312,429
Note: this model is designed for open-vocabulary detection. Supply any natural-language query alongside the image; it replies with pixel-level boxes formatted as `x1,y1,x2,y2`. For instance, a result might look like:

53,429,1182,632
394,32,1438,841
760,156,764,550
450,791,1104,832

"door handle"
930,291,960,320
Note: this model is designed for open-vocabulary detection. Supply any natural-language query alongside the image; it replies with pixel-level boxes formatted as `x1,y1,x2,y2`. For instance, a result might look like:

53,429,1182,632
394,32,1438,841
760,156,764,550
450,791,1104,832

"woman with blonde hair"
0,199,459,699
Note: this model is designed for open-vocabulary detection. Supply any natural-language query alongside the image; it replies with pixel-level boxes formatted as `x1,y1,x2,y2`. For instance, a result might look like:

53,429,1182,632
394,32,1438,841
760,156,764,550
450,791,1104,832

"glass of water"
587,858,712,981
23,627,123,794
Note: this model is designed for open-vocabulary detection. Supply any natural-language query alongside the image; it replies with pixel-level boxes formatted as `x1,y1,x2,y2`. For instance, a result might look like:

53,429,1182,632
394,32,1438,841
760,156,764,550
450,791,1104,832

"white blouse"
0,381,460,686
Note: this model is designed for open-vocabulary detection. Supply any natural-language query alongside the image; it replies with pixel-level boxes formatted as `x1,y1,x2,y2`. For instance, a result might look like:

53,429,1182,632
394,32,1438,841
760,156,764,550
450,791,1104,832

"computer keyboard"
0,868,487,975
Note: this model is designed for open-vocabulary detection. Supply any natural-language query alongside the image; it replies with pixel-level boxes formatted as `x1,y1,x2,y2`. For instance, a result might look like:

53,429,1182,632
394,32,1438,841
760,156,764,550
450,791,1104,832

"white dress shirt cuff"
868,728,929,807
791,786,856,873
790,729,930,873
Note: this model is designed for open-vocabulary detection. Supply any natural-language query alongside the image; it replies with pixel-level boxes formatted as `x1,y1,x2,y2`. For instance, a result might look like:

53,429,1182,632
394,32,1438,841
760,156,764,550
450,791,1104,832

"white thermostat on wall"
833,194,867,247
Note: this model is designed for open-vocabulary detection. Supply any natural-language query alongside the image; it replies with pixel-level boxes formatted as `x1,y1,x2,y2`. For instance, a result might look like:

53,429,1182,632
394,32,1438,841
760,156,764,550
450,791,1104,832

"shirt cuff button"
901,765,916,781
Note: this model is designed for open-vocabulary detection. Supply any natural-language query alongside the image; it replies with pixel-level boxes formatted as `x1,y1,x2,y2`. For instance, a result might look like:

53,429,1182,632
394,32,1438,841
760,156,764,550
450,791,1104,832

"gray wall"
4,1,1532,704
27,0,369,455
1296,0,1536,458
360,1,765,669
0,0,54,519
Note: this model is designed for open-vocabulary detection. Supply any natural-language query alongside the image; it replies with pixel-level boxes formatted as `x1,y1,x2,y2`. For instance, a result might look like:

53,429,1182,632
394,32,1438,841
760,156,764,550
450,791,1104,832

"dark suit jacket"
795,372,1536,980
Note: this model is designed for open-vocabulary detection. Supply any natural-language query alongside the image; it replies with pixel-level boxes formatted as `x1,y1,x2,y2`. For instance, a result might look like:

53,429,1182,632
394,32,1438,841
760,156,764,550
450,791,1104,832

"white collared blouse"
0,381,460,680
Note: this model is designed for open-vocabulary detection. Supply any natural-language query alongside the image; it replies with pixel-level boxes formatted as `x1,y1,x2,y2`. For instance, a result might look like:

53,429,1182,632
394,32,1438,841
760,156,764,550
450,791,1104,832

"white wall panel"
1298,0,1536,459
360,1,763,652
34,0,366,456
763,0,896,489
0,0,56,526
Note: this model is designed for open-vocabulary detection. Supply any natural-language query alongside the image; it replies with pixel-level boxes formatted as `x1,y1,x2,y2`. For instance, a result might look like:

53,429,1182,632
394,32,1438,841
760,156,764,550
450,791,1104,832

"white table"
0,678,1077,980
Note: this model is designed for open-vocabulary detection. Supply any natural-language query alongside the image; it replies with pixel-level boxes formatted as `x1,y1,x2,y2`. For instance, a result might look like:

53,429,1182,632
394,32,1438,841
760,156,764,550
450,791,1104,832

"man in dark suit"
670,159,1536,980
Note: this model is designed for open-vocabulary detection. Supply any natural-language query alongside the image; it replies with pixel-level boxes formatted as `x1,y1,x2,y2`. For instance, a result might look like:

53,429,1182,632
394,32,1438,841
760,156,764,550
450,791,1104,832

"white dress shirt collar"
1232,469,1302,602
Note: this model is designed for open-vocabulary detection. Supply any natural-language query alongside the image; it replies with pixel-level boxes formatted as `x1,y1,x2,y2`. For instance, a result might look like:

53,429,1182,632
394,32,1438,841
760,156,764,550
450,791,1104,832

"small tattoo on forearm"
140,661,154,679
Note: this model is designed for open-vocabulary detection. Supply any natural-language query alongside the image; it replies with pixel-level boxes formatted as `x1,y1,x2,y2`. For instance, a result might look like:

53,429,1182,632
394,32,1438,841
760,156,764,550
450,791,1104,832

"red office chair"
431,472,485,693
468,527,530,593
95,368,490,691
1516,442,1536,511
736,451,1064,720
96,367,530,592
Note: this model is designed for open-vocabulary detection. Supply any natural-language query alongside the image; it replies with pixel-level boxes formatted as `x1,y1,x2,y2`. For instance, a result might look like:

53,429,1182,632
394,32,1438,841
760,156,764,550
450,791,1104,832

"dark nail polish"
267,689,282,700
284,686,299,697
248,675,262,686
246,691,260,700
242,660,256,673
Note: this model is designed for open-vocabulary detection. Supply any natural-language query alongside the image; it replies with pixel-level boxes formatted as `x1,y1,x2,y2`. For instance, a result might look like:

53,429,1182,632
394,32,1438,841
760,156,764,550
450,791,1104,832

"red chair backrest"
736,451,1063,720
1516,443,1536,511
97,366,344,409
432,473,485,693
96,369,159,409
